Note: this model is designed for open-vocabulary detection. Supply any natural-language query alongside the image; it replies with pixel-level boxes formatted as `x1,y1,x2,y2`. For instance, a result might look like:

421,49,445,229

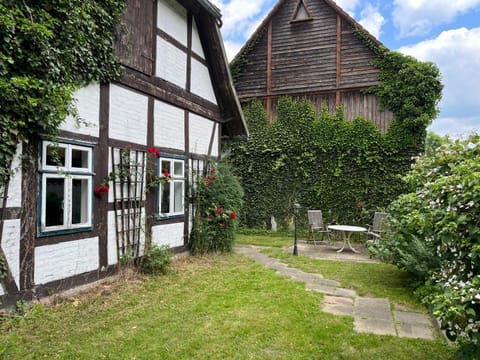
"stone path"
236,244,436,340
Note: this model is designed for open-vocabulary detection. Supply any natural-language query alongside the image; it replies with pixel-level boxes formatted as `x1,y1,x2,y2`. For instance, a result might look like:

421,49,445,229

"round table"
327,225,367,253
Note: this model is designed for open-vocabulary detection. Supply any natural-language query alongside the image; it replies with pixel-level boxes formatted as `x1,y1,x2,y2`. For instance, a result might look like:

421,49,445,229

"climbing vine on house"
230,26,267,84
0,0,126,186
230,98,403,227
354,27,443,155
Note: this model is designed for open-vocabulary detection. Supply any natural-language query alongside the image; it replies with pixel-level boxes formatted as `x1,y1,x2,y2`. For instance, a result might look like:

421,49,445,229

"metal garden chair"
366,212,387,245
307,210,331,245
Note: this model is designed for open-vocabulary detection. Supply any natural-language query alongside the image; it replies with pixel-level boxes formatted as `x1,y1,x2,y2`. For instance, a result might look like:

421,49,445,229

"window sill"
153,214,185,224
38,226,93,238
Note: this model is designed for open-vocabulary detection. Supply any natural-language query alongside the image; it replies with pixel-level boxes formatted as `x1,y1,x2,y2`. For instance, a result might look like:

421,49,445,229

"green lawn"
237,233,424,310
0,241,454,359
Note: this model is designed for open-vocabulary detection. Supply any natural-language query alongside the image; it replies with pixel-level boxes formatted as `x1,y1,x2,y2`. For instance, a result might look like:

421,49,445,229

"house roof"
184,0,248,136
231,0,386,66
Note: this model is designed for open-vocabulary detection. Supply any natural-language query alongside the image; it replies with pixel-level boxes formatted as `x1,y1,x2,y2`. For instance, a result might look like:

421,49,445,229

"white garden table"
327,225,367,253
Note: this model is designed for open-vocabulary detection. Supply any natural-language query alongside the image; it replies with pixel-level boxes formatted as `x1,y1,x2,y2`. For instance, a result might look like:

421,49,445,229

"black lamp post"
293,203,301,256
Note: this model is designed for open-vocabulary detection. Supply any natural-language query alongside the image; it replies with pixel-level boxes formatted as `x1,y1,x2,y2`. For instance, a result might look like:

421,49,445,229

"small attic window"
291,0,313,23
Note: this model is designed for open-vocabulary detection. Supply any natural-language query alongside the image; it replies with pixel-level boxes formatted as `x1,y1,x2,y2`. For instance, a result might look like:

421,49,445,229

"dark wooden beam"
336,15,342,105
120,69,224,123
266,21,273,122
96,83,110,269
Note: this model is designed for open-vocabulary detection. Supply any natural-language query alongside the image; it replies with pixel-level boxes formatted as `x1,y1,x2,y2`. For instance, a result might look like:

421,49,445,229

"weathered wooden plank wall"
246,90,392,132
234,0,395,132
340,20,379,88
115,0,155,75
233,30,268,97
271,0,337,94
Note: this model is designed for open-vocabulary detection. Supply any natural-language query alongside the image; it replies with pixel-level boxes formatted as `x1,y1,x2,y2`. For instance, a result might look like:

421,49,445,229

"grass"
236,233,293,247
0,240,455,359
237,233,424,310
261,247,422,311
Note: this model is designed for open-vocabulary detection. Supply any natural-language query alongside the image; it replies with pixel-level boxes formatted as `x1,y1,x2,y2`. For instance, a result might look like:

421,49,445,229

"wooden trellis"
110,148,146,260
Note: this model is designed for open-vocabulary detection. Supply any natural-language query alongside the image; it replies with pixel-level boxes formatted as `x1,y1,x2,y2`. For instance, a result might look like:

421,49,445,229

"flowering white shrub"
378,134,480,355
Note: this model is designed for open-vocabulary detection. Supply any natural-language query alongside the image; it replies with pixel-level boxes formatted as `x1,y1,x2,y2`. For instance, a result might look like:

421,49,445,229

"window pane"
72,178,89,225
46,145,66,167
46,178,64,227
161,182,170,213
71,148,90,169
173,161,183,177
174,181,183,213
161,160,171,177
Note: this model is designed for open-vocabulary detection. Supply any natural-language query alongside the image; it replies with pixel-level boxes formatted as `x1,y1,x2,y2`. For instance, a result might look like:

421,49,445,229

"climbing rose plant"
189,163,243,255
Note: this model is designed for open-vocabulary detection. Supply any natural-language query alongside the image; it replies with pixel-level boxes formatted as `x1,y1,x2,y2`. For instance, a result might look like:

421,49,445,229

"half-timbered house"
0,0,246,303
231,0,393,132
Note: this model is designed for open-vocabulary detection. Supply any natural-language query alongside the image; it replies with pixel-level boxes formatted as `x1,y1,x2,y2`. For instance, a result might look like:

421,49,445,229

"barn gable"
232,0,393,132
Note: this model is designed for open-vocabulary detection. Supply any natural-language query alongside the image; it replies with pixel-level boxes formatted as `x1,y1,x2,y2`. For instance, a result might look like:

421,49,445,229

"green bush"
189,162,243,255
138,245,171,275
379,134,480,355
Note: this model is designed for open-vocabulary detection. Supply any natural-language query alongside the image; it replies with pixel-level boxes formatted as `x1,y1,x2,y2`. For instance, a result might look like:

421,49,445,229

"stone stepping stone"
394,311,435,339
321,295,354,316
354,297,396,336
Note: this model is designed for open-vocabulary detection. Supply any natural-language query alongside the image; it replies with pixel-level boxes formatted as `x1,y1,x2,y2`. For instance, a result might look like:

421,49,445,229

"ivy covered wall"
229,50,443,228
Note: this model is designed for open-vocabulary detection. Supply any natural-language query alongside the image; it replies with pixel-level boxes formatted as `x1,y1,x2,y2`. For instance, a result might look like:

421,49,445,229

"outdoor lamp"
293,203,301,256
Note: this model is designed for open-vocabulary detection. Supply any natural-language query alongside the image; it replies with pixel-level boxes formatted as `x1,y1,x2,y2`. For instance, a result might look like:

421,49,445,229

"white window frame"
158,157,185,217
40,141,93,234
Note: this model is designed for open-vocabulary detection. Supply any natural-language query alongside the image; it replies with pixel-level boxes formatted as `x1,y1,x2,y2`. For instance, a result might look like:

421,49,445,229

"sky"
210,0,480,138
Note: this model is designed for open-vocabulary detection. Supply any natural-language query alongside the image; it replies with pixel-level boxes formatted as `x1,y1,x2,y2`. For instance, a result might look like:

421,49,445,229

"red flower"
94,185,109,198
229,211,236,220
163,169,170,178
220,222,227,229
216,207,222,215
148,147,161,158
210,168,216,174
211,176,216,181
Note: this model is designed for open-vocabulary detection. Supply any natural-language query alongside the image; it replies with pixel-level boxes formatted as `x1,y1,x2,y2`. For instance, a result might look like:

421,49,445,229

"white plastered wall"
154,100,185,150
191,58,217,104
34,237,99,285
151,223,184,248
60,83,100,137
5,143,22,208
191,19,205,59
156,37,187,89
189,113,218,157
157,0,187,46
109,85,149,145
1,219,21,288
107,211,118,265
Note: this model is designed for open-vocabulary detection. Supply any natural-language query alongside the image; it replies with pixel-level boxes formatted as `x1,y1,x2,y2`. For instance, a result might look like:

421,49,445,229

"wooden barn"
231,0,393,132
0,0,246,303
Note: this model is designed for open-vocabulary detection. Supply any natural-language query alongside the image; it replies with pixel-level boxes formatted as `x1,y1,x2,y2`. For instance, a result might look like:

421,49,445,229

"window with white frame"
39,141,93,234
159,157,185,216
